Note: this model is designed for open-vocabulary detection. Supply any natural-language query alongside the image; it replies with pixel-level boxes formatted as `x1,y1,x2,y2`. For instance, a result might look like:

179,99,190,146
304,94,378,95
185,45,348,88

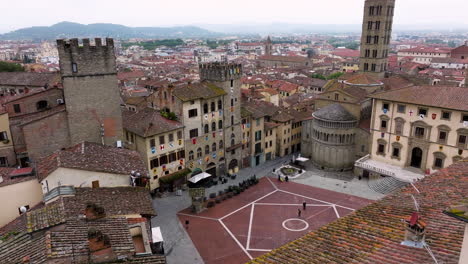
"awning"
151,226,163,243
188,172,212,183
296,157,309,162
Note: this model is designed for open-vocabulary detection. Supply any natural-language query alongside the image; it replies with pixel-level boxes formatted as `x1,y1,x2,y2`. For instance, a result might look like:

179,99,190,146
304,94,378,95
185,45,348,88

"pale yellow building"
0,168,43,227
0,112,15,166
123,108,185,190
355,86,468,181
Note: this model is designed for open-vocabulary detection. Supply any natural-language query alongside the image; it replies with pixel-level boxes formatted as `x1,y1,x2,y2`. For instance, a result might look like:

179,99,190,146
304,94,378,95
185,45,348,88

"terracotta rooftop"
172,81,226,101
123,108,183,138
0,72,60,87
250,159,468,264
344,73,383,85
258,55,310,63
37,141,147,181
370,86,468,112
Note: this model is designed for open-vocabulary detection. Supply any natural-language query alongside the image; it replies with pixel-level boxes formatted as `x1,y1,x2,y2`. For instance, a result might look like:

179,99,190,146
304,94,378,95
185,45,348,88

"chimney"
401,212,427,248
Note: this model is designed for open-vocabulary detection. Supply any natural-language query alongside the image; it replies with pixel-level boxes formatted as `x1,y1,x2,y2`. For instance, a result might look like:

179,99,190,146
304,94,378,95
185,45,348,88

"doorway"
255,155,260,166
410,147,423,168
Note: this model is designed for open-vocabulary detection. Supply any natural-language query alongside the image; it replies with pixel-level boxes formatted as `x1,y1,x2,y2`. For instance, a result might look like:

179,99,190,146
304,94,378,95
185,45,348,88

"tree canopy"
0,61,25,72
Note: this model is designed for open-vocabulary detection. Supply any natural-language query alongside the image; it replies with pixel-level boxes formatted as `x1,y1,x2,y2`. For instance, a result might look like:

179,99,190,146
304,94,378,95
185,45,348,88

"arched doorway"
228,159,238,170
410,147,423,168
206,162,217,178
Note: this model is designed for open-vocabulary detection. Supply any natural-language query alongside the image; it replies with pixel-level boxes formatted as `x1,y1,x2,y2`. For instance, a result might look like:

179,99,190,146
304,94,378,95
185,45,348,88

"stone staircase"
368,176,409,194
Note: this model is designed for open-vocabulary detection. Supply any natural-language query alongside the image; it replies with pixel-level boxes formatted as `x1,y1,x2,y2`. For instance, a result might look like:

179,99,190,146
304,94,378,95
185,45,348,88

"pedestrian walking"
185,220,190,229
278,174,281,181
303,201,307,210
297,208,301,218
285,176,289,182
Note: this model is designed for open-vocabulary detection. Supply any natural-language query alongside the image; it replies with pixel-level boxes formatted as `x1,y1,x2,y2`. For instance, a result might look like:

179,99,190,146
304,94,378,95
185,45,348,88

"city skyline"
2,0,468,33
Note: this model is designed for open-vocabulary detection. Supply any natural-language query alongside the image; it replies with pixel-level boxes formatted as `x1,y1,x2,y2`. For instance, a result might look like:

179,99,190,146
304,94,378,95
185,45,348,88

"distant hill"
0,22,221,40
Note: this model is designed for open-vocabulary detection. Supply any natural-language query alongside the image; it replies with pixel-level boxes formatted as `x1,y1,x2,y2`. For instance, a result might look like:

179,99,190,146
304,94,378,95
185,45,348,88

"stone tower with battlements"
359,0,396,79
57,38,123,147
265,36,272,56
199,63,243,173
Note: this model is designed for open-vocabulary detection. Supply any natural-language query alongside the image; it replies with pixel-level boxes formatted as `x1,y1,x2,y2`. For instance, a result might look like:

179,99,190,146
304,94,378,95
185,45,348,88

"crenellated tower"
199,63,243,173
57,38,123,147
359,0,396,79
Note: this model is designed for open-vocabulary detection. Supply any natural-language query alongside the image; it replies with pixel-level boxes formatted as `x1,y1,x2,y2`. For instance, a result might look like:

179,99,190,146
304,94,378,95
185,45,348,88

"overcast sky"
1,0,467,33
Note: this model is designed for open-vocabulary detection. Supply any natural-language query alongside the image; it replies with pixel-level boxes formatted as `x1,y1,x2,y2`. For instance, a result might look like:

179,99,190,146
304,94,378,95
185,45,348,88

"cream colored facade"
0,112,15,166
249,117,265,166
0,179,43,227
276,121,293,157
397,49,451,65
40,168,131,194
264,126,277,161
369,99,468,173
125,128,185,190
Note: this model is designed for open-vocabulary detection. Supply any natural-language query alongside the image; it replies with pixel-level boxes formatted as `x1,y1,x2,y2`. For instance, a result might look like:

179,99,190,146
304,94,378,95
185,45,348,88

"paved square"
177,176,371,264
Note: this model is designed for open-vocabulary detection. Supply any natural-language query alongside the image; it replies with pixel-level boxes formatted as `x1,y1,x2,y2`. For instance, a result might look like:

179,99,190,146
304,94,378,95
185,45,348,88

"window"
334,94,339,101
218,100,222,110
219,140,223,149
381,120,387,130
157,155,167,165
188,109,198,118
459,135,467,145
366,36,372,44
150,158,159,169
177,131,182,140
36,100,48,110
374,36,379,44
159,136,165,145
372,50,378,58
256,118,260,126
13,104,21,113
438,131,447,143
255,131,262,141
204,124,209,134
169,152,177,163
462,114,468,122
433,152,446,169
190,100,195,105
218,120,223,129
363,63,369,71
72,63,78,73
441,111,451,120
203,103,208,114
150,138,156,148
230,79,234,87
197,148,202,158
397,104,406,113
0,157,7,166
375,21,380,30
189,129,198,138
371,63,376,71
392,147,400,158
377,144,385,154
231,99,234,107
205,145,210,154
178,150,185,159
415,127,425,138
434,158,443,168
367,21,373,30
211,102,215,112
212,122,216,131
212,143,216,152
168,133,174,142
418,108,428,117
189,151,194,160
231,116,234,126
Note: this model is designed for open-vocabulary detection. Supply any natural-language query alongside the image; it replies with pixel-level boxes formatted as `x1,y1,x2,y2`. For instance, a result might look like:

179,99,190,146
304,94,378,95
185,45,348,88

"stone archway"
228,159,238,170
410,147,423,168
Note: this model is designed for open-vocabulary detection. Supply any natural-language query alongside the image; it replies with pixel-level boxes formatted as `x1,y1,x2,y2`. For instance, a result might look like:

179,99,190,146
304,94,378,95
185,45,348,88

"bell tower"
265,36,272,56
359,0,396,79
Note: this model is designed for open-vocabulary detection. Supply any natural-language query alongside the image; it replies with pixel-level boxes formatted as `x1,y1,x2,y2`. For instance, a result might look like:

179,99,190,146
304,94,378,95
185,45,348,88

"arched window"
189,151,194,160
231,99,234,107
204,124,209,134
231,116,234,126
36,100,48,110
197,148,202,158
218,100,222,110
218,120,223,129
212,143,216,152
211,102,215,112
219,140,223,149
205,145,210,154
203,103,208,114
212,122,216,131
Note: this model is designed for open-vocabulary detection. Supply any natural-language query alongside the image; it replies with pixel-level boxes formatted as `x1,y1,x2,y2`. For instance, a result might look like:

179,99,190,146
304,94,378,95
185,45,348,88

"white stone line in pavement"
248,248,272,252
177,213,219,221
265,176,279,190
220,190,278,220
219,219,253,260
279,189,356,211
246,204,255,250
255,203,331,207
282,218,309,232
332,205,340,219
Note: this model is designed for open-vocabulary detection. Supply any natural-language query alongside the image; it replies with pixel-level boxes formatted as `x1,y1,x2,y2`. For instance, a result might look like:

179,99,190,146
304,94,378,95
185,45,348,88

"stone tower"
265,36,272,56
199,63,243,173
57,38,123,147
359,0,396,79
